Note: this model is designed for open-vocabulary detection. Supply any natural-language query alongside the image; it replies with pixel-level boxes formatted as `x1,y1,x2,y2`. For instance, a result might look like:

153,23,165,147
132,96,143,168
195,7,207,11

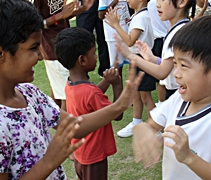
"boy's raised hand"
116,60,144,110
103,54,121,85
132,122,163,168
61,0,81,19
43,115,85,169
103,67,121,85
114,34,134,60
162,125,192,164
135,40,156,63
104,7,120,29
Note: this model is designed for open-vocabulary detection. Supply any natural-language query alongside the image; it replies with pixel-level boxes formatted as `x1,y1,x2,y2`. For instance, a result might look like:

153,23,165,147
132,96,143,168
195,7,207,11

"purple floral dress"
0,83,67,180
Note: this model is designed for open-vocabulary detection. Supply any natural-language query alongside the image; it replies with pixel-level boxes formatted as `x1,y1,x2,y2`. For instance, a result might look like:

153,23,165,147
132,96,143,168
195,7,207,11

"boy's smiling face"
0,30,43,84
173,48,211,104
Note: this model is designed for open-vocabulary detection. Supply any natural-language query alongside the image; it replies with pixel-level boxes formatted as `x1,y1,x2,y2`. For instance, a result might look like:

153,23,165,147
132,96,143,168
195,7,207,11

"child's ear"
0,47,5,63
178,0,188,8
78,55,87,66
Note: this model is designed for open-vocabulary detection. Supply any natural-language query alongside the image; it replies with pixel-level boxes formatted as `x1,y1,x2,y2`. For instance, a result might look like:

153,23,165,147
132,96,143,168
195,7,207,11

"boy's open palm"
135,40,155,62
116,61,144,110
132,122,163,168
114,34,133,59
104,7,120,29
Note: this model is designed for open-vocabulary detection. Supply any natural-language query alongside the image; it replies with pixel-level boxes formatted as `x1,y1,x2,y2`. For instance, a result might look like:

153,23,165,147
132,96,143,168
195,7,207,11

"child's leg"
107,41,125,78
157,83,166,102
133,91,143,119
140,91,156,118
117,91,144,137
44,60,69,111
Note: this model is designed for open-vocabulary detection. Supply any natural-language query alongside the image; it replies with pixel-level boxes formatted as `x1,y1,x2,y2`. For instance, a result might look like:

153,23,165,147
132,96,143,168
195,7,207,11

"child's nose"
38,47,44,61
173,67,182,79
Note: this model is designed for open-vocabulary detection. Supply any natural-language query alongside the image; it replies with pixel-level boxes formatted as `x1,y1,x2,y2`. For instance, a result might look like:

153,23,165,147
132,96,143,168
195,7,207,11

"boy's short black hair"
0,0,43,55
169,16,211,74
54,27,95,70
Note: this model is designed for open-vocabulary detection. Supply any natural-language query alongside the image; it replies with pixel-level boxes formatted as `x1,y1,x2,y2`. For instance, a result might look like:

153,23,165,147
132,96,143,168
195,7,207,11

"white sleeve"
150,91,183,127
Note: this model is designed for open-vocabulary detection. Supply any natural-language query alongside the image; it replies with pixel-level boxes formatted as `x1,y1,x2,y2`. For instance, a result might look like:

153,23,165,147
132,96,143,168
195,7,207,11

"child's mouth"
178,85,186,94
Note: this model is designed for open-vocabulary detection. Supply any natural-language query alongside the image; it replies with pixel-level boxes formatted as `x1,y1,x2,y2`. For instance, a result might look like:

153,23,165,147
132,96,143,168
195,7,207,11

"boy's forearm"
112,82,123,102
114,25,134,47
129,54,172,80
184,152,211,180
97,78,110,93
60,101,124,138
112,82,123,120
79,101,124,137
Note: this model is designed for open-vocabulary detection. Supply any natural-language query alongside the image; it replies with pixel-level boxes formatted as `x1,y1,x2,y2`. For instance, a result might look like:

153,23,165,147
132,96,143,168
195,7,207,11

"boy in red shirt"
55,27,123,180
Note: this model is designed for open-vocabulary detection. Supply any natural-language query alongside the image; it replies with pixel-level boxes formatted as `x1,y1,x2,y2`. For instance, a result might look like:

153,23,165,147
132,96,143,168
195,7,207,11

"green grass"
32,60,162,180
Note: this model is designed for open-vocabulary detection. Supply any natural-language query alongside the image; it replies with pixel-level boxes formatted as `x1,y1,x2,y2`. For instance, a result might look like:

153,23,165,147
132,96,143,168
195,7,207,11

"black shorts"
136,54,157,91
152,37,164,83
136,67,157,91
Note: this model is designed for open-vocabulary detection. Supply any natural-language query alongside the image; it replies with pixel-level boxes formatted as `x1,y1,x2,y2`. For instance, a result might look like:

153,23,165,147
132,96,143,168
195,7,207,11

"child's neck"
134,3,147,13
185,100,211,116
69,69,90,83
169,14,187,29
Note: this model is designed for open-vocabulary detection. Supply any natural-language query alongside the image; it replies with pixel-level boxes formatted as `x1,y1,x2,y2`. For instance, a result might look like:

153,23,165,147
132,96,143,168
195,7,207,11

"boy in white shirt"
133,15,211,180
98,0,130,80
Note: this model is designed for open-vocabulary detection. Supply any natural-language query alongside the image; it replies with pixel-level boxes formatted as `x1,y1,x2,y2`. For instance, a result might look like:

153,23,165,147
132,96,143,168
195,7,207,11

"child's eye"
31,46,39,51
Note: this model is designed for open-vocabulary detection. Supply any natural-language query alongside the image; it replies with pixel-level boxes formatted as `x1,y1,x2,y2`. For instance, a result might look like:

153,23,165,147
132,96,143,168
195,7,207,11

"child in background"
98,0,130,81
148,0,170,105
114,0,196,100
105,0,156,138
133,15,211,180
55,27,123,180
0,0,143,179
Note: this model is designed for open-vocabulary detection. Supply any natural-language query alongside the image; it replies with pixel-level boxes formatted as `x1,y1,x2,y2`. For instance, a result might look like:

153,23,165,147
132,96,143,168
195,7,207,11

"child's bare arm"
43,0,79,27
97,56,120,93
114,34,174,80
135,40,158,63
98,0,118,19
60,60,144,138
43,0,95,27
103,67,123,120
0,115,84,180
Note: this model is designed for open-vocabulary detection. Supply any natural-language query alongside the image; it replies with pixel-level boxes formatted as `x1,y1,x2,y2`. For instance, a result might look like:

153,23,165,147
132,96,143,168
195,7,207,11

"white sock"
132,118,142,125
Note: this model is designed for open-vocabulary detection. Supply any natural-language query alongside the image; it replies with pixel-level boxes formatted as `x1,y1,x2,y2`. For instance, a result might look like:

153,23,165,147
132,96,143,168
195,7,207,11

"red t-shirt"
34,0,70,60
65,81,117,165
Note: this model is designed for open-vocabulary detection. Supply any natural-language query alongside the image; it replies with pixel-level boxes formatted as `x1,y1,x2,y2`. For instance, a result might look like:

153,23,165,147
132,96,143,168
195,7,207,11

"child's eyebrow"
176,56,191,64
30,42,40,47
